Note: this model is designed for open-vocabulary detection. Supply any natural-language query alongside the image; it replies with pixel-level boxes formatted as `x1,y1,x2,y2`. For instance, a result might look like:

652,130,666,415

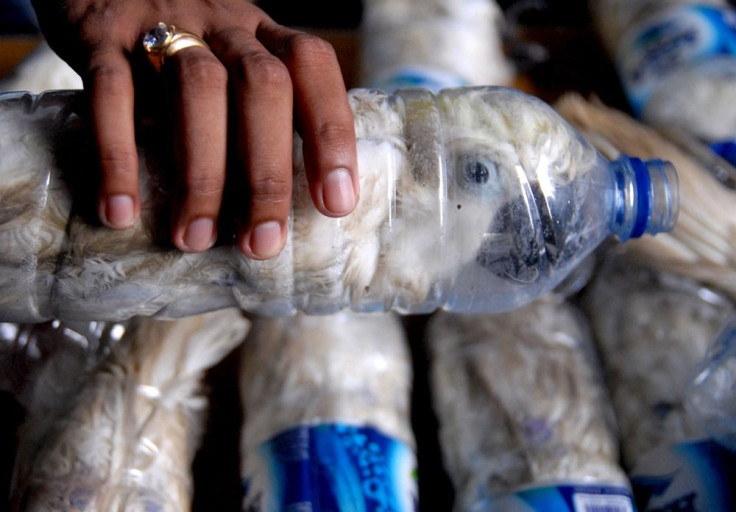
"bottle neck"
611,155,679,241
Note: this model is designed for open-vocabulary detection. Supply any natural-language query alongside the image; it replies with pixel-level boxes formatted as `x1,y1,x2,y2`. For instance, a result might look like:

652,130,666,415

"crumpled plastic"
427,295,631,511
585,253,736,467
0,319,126,414
686,316,736,451
8,309,249,512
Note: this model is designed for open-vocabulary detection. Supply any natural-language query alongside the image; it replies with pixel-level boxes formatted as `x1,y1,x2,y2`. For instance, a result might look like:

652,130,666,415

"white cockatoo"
0,85,598,321
9,309,249,512
427,296,631,511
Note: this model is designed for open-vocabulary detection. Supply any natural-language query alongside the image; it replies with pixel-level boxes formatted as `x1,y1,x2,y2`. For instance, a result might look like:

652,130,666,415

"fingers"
86,11,358,263
212,32,293,259
166,47,228,252
88,47,139,229
258,24,359,218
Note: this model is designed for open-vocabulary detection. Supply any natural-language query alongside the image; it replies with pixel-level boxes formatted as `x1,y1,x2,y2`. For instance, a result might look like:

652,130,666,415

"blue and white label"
616,5,736,115
479,483,635,512
370,65,469,93
242,423,418,512
630,438,736,511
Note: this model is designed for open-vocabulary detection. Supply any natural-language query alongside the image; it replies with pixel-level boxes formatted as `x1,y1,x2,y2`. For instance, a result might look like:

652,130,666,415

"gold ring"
142,22,210,71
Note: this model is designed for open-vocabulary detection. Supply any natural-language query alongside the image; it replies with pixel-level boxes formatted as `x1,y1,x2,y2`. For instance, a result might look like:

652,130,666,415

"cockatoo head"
437,87,599,284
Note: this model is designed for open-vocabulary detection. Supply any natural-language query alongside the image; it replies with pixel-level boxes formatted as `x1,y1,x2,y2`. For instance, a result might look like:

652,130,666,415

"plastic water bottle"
8,310,249,512
590,0,736,168
585,255,736,511
239,311,416,511
0,319,125,413
359,0,514,90
428,297,635,512
0,86,679,322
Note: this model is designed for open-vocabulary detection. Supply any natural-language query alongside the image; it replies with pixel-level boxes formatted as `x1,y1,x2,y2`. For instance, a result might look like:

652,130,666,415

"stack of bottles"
0,2,693,511
590,0,736,173
6,309,249,511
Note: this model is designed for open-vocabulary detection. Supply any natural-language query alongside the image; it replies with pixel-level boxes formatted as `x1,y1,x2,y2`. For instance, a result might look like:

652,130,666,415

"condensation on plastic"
584,253,735,469
8,309,250,512
426,296,631,512
239,311,415,509
0,87,677,321
359,0,514,90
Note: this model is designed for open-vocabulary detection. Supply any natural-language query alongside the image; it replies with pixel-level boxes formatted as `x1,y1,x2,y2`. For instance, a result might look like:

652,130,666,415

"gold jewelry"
142,22,210,71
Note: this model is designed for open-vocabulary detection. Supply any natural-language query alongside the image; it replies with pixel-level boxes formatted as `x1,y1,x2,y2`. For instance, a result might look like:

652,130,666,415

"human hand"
29,0,359,259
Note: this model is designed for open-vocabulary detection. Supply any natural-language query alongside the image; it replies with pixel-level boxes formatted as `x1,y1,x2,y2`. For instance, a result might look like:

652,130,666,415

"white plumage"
9,309,250,512
0,85,601,320
590,0,736,144
3,42,250,512
0,320,125,420
0,42,82,94
585,255,734,469
239,311,415,510
360,0,514,88
427,297,631,511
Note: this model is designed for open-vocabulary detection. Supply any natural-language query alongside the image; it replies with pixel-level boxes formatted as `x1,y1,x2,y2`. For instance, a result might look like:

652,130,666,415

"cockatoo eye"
466,160,490,183
459,155,498,190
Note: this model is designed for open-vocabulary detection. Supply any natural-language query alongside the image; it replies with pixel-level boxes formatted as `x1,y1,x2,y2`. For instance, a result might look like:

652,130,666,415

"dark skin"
30,0,360,259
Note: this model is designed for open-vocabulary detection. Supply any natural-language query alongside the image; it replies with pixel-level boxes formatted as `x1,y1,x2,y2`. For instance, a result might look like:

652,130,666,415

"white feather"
0,86,599,319
428,298,630,510
239,311,413,510
0,42,82,94
10,309,249,512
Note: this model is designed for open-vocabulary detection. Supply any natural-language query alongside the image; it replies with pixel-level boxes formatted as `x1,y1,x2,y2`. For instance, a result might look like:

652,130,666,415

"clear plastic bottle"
427,297,635,512
359,0,514,90
0,319,125,414
590,0,736,168
0,87,679,322
9,309,249,512
585,254,736,511
239,311,416,511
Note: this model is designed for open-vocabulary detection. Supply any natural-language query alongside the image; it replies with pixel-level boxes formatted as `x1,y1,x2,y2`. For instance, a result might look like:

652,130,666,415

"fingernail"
322,168,356,215
182,218,215,252
247,221,283,259
103,194,135,228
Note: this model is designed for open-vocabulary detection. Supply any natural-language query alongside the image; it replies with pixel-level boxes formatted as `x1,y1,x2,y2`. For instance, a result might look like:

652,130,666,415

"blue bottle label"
370,65,469,93
708,140,736,169
484,483,635,512
630,438,736,511
242,423,418,512
616,5,736,115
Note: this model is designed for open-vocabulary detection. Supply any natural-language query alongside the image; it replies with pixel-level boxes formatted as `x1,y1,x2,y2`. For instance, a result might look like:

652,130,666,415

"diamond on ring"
142,22,210,71
142,22,172,54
